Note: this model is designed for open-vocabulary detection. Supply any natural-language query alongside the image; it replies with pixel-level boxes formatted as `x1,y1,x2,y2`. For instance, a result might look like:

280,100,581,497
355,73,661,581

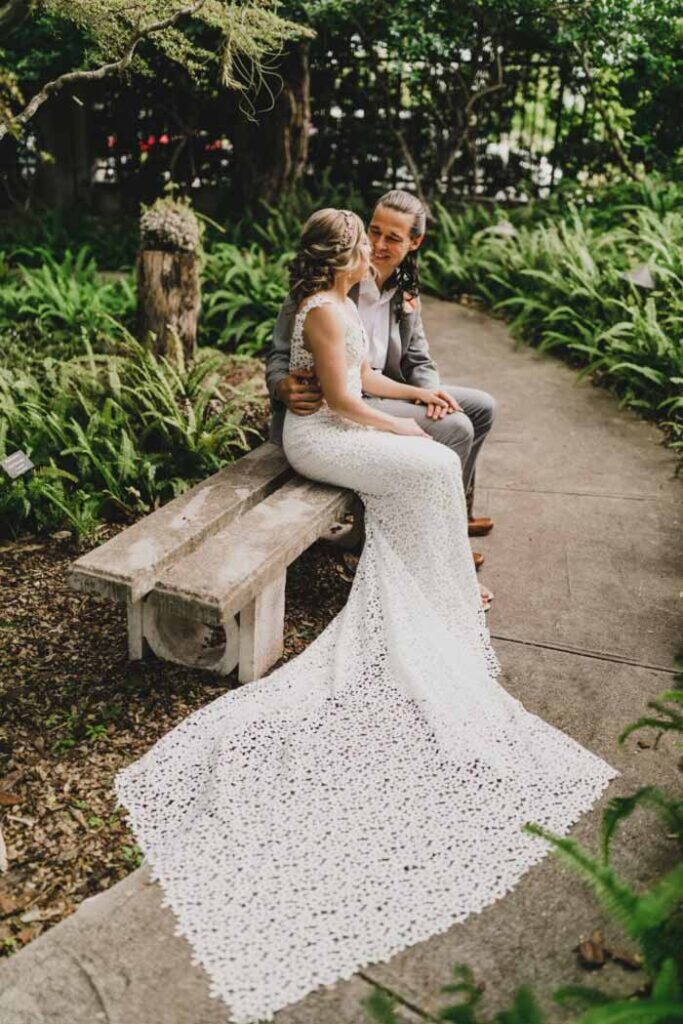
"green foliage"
618,690,683,750
361,987,398,1024
1,1,310,134
0,210,139,271
280,0,683,206
0,247,135,332
524,824,683,982
600,787,683,866
197,178,366,354
421,177,683,461
201,242,289,354
0,330,255,539
204,175,367,251
0,56,23,135
550,0,683,173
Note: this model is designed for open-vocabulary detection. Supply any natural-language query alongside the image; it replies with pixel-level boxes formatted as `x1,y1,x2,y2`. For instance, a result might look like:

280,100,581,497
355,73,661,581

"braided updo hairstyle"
375,190,427,321
289,208,366,305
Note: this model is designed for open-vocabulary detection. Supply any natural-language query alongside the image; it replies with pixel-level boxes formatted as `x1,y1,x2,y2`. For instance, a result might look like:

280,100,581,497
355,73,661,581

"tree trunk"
137,250,200,367
231,41,310,208
34,89,91,211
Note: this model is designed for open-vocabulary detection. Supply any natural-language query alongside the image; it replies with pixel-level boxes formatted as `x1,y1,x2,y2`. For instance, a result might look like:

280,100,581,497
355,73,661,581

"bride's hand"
390,417,432,439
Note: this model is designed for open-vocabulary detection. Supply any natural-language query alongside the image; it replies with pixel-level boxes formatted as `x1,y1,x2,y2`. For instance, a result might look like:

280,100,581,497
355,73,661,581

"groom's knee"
443,386,497,436
466,389,497,436
429,411,474,456
477,390,497,433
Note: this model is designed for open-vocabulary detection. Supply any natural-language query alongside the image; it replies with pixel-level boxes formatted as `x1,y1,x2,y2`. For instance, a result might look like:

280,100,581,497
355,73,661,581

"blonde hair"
289,208,366,303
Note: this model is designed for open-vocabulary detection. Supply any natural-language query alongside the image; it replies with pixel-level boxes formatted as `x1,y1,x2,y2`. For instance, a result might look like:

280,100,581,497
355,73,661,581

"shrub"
201,242,289,355
0,332,256,539
0,246,135,334
421,178,683,461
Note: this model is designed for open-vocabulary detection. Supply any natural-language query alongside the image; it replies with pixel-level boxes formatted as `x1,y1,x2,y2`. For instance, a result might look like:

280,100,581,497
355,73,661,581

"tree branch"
439,46,505,186
576,47,639,180
0,0,208,143
0,0,29,36
392,125,433,218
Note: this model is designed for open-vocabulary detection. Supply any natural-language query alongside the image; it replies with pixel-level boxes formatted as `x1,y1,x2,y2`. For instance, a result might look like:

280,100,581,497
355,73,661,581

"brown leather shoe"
473,551,484,570
468,517,494,537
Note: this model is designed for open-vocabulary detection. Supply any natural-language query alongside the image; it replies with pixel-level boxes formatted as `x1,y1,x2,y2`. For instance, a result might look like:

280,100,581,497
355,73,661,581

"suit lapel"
385,320,402,379
385,304,409,381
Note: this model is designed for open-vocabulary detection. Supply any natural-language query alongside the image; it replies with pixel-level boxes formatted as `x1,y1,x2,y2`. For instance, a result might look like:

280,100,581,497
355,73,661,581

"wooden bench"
68,443,356,682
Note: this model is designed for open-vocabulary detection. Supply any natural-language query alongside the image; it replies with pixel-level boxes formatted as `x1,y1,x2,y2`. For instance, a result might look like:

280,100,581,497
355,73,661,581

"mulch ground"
0,375,354,958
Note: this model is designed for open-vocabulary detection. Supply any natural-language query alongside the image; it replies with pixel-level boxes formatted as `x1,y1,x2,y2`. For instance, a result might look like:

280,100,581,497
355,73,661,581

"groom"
265,189,497,552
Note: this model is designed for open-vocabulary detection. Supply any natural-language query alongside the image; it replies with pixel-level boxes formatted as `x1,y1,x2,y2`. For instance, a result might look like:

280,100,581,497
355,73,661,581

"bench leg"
238,572,286,683
126,596,151,660
319,494,364,551
141,597,239,675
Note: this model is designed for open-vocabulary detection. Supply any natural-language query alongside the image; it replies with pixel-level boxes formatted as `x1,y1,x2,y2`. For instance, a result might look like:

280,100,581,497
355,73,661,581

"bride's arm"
361,362,425,402
305,306,426,435
360,361,457,415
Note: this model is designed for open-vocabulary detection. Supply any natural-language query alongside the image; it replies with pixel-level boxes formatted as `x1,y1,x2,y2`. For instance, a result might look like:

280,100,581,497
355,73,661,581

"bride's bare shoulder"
296,291,338,315
298,294,345,350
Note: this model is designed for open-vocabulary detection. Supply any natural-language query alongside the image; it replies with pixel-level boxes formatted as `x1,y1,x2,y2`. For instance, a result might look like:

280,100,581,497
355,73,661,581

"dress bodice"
290,293,365,399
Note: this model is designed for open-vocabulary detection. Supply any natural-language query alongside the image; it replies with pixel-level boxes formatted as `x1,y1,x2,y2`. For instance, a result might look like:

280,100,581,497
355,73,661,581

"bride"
116,209,617,1024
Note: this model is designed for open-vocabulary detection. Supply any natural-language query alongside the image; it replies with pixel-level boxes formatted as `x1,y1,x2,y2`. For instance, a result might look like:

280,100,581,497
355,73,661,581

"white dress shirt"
357,277,396,371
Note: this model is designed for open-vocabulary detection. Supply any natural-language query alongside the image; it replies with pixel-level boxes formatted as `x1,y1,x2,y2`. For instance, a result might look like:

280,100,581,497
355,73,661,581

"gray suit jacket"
264,283,440,443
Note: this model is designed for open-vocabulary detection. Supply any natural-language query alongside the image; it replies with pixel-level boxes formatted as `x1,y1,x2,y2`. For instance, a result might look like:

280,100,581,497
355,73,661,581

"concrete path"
1,298,681,1023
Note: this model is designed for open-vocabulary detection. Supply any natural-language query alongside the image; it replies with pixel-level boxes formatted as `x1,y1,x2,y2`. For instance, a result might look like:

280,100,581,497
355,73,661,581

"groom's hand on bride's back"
275,370,324,416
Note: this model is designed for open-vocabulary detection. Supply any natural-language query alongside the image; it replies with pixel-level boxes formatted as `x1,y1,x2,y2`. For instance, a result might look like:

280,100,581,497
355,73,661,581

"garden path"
0,297,680,1023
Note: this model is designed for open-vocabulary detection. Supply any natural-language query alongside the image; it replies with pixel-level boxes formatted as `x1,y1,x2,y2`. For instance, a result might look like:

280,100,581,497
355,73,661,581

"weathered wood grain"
148,476,354,627
68,443,291,604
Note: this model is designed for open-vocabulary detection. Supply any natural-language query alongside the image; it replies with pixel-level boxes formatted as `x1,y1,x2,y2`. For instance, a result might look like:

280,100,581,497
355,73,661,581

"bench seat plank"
68,442,291,604
149,477,354,627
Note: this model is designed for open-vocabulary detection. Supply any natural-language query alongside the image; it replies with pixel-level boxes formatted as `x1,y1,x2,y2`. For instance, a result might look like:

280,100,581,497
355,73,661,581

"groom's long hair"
376,190,427,321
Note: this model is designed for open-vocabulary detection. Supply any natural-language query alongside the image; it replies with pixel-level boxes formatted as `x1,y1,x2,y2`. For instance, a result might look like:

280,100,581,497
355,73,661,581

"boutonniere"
403,294,418,314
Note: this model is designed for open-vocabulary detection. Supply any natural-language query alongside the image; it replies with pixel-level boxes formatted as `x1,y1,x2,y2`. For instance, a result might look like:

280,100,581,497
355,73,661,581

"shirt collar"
359,276,396,303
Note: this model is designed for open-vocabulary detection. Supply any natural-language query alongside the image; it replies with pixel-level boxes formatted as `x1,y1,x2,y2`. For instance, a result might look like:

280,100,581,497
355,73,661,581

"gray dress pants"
364,385,497,514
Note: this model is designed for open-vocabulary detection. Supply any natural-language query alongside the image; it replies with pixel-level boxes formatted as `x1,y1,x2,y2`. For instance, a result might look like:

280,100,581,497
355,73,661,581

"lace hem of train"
116,525,617,1023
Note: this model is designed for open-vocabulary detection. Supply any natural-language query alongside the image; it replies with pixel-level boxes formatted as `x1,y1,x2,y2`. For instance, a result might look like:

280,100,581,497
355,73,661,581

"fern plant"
201,242,290,355
0,330,256,538
421,179,683,464
0,246,135,333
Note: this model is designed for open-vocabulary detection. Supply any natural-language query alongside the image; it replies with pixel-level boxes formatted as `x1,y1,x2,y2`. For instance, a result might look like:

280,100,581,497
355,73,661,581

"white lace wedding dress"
116,294,617,1023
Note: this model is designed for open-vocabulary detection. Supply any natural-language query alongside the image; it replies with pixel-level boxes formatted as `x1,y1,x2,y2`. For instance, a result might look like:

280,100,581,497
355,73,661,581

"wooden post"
137,198,201,366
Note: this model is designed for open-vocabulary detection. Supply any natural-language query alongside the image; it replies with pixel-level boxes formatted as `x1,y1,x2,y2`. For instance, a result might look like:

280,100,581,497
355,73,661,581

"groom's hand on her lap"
276,371,324,416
